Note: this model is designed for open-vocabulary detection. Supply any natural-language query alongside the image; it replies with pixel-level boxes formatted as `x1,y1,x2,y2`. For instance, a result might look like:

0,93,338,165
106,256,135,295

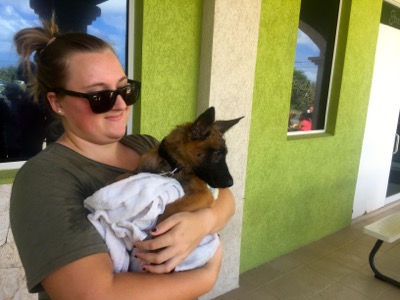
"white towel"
84,172,219,273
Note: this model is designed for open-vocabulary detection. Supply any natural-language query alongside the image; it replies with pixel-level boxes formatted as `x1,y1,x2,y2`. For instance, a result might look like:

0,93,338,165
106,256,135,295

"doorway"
353,3,400,218
386,113,400,198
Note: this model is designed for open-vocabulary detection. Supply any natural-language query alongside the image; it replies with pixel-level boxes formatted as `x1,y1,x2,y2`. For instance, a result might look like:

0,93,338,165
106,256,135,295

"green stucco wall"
240,0,382,272
0,169,18,184
137,0,203,139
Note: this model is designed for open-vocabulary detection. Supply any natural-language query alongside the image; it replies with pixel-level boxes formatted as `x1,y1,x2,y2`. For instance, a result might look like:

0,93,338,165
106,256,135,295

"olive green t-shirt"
10,134,158,298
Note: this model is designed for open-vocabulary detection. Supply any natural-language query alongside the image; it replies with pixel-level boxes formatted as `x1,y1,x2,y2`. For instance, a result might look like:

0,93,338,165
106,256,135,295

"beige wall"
0,185,35,300
198,0,261,298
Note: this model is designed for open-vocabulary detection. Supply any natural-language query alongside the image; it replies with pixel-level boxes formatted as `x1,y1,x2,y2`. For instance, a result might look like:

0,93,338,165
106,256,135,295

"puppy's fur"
137,106,242,222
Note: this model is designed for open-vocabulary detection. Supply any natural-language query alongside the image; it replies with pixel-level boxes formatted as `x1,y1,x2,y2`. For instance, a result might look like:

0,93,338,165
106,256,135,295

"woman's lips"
105,112,124,121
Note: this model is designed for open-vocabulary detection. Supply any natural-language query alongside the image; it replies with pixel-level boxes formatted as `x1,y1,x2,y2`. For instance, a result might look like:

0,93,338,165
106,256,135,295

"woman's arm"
134,188,235,273
200,188,236,233
42,189,231,298
42,244,222,300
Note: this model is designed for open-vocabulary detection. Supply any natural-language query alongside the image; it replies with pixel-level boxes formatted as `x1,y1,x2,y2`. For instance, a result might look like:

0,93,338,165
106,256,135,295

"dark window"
288,0,341,133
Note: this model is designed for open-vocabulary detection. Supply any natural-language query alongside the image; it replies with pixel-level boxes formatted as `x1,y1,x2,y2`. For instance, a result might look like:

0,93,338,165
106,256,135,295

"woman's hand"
134,188,235,274
134,210,208,273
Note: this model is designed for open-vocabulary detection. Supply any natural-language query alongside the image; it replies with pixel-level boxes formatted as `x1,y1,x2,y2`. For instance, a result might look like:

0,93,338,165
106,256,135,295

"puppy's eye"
212,148,227,162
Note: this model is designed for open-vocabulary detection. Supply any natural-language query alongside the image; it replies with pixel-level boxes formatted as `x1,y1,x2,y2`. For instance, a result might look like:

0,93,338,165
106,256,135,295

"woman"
10,18,235,300
298,112,312,131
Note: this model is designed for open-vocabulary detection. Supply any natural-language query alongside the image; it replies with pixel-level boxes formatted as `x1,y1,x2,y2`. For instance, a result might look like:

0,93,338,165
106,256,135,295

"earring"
58,110,63,115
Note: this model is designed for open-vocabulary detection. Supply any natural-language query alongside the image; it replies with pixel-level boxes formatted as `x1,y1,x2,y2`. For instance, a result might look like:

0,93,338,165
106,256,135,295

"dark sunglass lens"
121,84,139,105
89,91,114,114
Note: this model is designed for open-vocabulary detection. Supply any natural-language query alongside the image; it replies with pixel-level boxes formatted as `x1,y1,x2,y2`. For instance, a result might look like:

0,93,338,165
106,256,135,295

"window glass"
0,0,127,163
288,0,341,133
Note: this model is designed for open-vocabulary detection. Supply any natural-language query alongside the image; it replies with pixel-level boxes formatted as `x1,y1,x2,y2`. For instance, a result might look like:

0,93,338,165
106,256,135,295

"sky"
290,31,319,121
0,0,127,70
295,29,320,83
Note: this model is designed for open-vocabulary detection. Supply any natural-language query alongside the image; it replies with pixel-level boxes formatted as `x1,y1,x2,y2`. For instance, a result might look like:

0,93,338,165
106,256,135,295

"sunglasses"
54,79,141,114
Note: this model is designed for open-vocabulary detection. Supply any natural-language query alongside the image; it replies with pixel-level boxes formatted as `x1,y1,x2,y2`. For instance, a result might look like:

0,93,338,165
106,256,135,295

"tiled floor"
214,201,400,300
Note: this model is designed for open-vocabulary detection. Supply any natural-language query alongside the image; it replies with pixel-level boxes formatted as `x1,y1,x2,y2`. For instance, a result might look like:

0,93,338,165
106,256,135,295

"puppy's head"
173,107,243,188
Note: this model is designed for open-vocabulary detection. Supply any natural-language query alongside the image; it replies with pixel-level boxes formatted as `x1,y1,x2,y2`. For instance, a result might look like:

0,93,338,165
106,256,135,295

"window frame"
287,0,343,137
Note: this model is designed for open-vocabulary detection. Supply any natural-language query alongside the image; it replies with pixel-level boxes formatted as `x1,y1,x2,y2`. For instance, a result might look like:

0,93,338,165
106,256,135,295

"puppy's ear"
215,116,244,134
191,107,215,139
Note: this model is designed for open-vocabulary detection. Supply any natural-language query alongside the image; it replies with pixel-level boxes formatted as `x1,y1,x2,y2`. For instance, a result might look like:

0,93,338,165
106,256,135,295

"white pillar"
198,0,261,298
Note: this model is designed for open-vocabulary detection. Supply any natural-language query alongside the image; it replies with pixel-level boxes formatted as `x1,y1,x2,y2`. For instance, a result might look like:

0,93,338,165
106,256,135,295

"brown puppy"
137,106,243,222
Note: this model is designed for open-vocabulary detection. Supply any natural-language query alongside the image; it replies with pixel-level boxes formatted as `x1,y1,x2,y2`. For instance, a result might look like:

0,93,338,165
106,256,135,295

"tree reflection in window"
288,0,341,133
0,0,127,163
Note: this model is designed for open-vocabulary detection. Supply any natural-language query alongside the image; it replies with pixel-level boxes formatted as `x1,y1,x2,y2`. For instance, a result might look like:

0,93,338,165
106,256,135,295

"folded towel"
84,172,219,273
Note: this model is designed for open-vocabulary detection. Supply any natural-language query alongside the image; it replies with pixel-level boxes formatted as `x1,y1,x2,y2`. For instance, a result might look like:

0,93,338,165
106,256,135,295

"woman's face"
56,49,130,145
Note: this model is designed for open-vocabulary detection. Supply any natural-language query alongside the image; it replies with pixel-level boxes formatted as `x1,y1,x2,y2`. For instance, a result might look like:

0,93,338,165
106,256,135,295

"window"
0,0,129,168
288,0,341,134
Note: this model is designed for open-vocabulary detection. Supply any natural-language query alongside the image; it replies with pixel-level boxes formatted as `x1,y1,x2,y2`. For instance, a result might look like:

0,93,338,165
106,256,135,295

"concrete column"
198,0,261,298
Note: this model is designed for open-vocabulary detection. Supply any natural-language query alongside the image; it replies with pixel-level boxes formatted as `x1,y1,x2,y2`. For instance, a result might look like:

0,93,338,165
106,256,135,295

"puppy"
137,106,243,222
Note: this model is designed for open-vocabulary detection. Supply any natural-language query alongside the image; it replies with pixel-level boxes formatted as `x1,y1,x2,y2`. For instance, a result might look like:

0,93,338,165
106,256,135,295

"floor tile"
301,238,341,258
266,247,316,274
242,263,282,287
340,272,392,299
372,253,400,281
307,256,353,282
236,287,279,300
376,285,400,300
316,282,374,300
262,266,333,300
385,243,400,259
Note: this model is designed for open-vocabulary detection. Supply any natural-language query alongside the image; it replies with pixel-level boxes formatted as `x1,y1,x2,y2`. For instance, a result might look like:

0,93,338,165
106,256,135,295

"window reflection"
0,0,127,163
288,0,340,133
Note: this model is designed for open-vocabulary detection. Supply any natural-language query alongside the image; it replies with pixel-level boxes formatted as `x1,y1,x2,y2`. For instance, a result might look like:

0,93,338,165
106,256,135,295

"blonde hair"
14,16,115,104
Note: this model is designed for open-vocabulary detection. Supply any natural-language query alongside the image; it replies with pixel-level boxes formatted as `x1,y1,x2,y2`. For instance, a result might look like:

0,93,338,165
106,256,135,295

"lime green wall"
0,169,18,184
137,0,203,139
240,0,382,272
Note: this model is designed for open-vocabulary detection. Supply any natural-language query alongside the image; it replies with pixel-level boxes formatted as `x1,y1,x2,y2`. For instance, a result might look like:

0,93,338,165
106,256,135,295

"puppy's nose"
220,176,233,188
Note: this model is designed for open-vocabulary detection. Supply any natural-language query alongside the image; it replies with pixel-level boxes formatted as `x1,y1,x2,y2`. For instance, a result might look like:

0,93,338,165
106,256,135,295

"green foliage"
0,66,18,83
291,69,315,111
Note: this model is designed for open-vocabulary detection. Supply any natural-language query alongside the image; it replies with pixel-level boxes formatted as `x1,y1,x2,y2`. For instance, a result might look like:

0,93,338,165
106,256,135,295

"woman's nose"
113,94,127,110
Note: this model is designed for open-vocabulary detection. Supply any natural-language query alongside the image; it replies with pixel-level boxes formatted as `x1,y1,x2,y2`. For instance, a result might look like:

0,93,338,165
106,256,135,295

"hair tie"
40,37,56,55
46,37,56,47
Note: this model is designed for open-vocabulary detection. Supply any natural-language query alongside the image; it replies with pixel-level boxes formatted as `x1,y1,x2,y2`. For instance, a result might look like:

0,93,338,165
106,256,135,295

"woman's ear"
47,92,63,115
